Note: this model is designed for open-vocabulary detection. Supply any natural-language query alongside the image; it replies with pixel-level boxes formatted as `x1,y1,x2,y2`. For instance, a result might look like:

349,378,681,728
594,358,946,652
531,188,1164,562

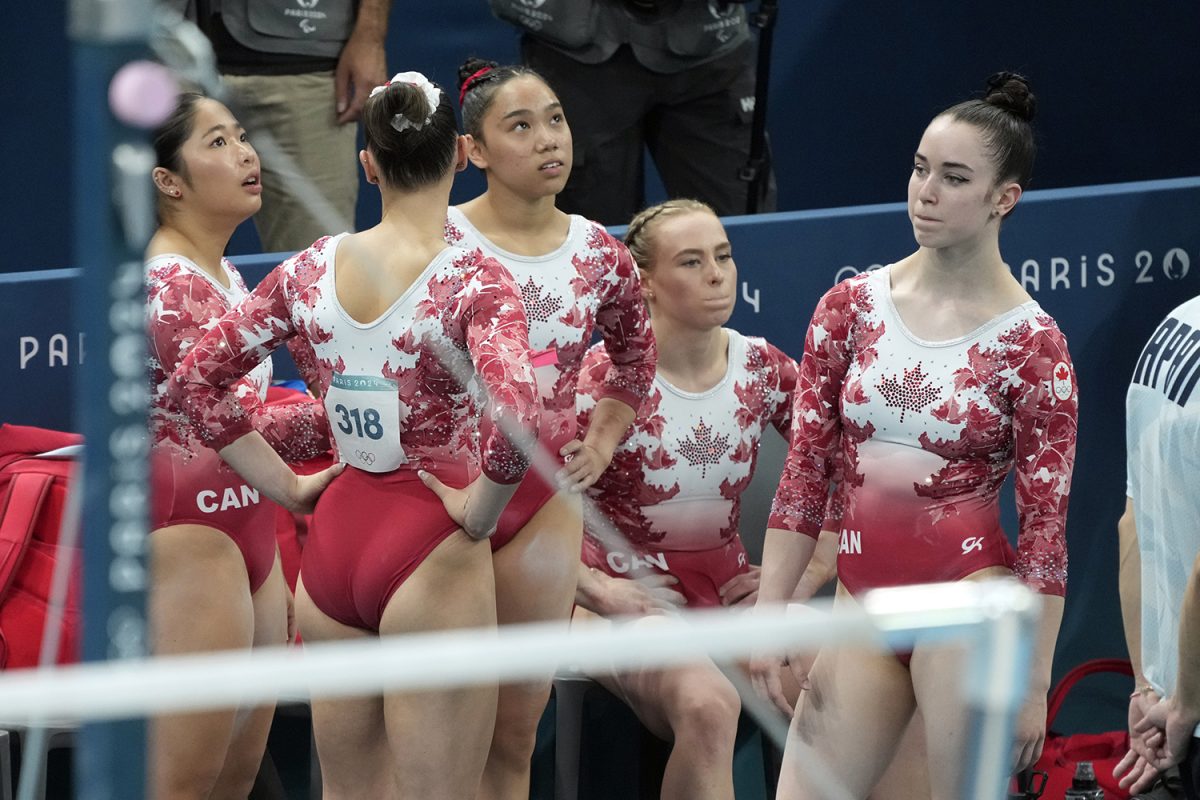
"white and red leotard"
170,235,540,630
578,330,798,607
446,208,657,548
147,254,329,592
769,265,1077,598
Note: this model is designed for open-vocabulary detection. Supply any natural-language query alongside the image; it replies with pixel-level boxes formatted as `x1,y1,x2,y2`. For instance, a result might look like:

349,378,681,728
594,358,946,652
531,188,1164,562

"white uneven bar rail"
0,580,1036,724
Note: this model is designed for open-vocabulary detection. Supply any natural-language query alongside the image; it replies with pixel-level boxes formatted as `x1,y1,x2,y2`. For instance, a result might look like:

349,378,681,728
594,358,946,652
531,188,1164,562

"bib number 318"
334,404,385,440
324,373,406,472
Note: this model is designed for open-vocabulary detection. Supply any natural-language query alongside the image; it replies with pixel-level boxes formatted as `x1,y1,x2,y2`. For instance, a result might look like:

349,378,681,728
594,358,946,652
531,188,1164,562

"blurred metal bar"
67,1,154,797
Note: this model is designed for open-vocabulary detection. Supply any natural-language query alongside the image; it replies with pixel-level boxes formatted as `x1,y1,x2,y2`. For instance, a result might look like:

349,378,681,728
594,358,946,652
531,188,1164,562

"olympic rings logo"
355,450,376,466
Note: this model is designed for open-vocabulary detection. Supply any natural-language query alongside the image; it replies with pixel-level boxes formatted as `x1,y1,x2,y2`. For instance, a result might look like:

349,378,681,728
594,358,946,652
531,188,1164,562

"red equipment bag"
0,423,83,670
1018,658,1135,799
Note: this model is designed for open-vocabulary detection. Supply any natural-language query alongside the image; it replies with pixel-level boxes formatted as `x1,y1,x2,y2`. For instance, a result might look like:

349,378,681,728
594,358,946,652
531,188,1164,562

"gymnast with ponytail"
752,73,1079,798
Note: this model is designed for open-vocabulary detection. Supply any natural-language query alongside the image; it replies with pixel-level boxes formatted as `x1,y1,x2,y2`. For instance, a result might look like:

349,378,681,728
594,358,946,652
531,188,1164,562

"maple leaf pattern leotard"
147,253,331,591
768,266,1077,597
445,208,656,457
577,331,797,606
147,254,329,462
579,330,796,550
170,235,540,485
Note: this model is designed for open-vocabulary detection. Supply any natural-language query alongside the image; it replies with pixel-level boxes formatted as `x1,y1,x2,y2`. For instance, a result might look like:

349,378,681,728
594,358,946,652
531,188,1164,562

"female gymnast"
752,73,1078,799
573,199,797,799
440,57,657,798
170,73,541,799
146,92,330,799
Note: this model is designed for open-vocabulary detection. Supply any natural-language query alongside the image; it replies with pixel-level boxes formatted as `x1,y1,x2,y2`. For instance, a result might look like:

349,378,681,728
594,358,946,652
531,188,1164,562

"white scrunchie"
369,71,442,133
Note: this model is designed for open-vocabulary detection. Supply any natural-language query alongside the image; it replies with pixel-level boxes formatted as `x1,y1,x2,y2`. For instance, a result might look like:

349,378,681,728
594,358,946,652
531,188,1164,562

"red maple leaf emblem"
1055,364,1069,382
877,362,940,422
677,418,731,478
519,278,564,322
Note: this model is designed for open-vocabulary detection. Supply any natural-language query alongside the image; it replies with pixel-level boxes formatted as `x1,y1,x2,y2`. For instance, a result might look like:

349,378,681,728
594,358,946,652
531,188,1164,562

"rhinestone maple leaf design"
519,277,564,322
877,362,940,422
678,418,731,478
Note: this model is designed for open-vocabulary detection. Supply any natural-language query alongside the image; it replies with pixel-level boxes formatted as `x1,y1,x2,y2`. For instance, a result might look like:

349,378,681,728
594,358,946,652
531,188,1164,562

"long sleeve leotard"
578,330,798,606
170,234,539,486
147,254,330,591
148,255,329,463
167,236,542,630
445,208,657,547
768,266,1077,597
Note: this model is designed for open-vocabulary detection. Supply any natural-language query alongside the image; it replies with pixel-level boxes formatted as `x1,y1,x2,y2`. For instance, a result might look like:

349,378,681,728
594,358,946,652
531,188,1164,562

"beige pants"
222,71,359,253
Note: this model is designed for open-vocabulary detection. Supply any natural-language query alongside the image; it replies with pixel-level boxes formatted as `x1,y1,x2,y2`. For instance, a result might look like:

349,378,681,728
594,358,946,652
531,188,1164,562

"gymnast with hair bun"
751,73,1079,798
439,56,657,798
171,72,540,799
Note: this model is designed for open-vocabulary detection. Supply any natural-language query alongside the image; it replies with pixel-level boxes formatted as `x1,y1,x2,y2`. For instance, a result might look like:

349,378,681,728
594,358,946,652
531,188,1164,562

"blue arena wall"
4,177,1199,733
7,1,1200,271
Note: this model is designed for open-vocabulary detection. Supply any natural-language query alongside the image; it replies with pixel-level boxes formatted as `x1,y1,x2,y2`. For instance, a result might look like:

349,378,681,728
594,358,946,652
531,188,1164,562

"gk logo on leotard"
961,537,984,555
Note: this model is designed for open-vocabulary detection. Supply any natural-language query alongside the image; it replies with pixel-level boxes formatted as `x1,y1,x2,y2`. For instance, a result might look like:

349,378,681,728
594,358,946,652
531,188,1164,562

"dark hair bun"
366,79,445,136
457,56,501,96
984,71,1036,122
361,74,457,190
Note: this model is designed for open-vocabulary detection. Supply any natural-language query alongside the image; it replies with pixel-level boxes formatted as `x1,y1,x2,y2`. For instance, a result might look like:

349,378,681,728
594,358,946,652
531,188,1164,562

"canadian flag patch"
1051,361,1073,402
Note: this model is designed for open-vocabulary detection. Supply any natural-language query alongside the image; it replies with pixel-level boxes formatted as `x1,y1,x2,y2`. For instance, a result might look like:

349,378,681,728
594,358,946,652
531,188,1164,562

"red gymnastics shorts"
582,534,751,609
300,465,465,632
151,445,278,593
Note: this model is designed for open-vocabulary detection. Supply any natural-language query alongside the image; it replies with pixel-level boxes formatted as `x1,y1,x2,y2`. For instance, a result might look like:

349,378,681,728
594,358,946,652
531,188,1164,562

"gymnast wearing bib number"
443,57,658,798
172,73,540,800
